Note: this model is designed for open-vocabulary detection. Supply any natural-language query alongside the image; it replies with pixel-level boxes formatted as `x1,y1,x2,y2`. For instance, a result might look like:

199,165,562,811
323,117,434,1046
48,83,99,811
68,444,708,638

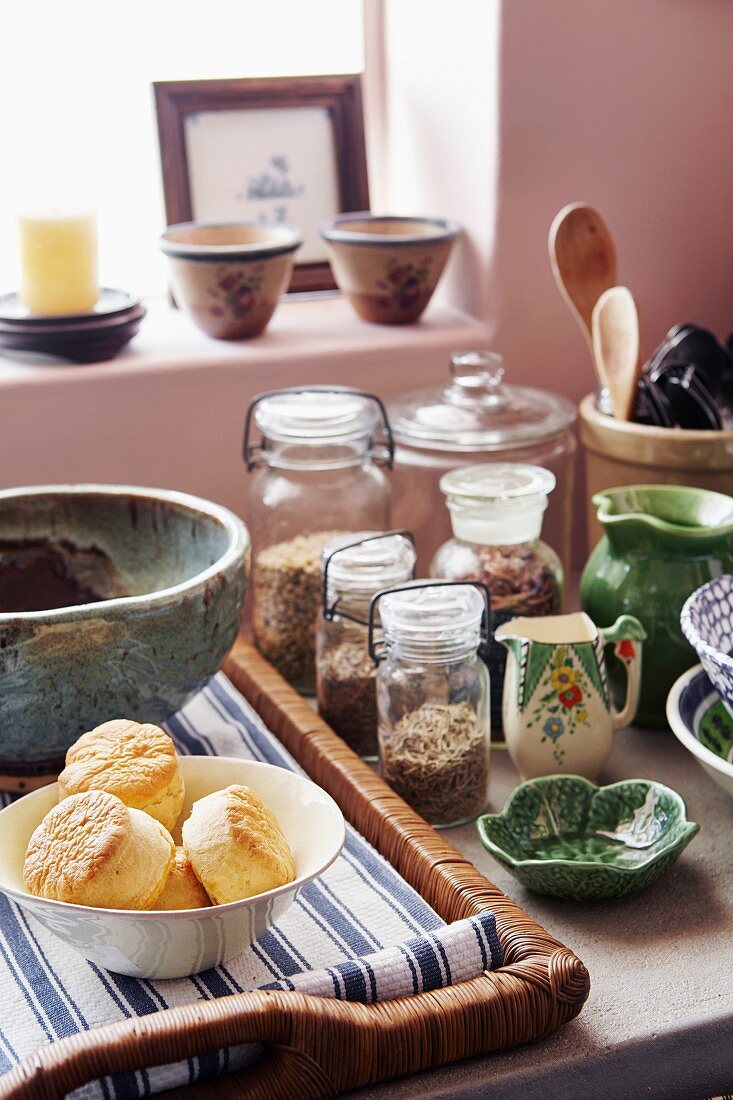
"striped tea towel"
0,673,502,1098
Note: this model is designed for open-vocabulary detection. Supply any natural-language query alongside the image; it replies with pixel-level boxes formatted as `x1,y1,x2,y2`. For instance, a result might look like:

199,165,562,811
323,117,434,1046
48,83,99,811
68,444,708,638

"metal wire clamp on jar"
316,531,416,760
244,386,394,694
368,581,492,828
429,463,563,740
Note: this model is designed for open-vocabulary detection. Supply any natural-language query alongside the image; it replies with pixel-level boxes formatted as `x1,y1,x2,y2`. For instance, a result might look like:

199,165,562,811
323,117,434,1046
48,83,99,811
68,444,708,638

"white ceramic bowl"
0,756,345,978
666,664,733,798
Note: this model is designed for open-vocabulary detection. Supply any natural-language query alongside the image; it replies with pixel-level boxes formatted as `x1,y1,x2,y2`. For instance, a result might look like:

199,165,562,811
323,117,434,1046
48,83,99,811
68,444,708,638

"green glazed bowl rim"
592,483,733,539
0,484,250,624
476,775,699,877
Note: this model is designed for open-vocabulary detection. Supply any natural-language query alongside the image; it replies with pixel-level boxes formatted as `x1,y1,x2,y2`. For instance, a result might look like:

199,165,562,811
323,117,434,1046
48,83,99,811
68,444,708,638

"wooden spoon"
548,203,618,356
592,286,642,421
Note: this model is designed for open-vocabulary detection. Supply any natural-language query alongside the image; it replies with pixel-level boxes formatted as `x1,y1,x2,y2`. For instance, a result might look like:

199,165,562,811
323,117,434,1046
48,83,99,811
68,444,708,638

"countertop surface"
347,726,733,1100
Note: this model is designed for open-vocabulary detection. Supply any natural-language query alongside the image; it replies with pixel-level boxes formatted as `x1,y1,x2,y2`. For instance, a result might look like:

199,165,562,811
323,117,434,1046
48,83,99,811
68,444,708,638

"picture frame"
154,74,370,294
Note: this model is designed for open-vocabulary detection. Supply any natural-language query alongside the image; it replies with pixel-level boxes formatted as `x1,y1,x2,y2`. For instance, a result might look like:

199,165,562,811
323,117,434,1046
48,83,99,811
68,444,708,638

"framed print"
154,75,370,293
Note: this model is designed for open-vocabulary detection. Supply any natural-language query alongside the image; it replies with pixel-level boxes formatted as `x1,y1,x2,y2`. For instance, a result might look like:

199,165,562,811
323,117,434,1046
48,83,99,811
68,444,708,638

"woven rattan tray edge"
0,639,589,1100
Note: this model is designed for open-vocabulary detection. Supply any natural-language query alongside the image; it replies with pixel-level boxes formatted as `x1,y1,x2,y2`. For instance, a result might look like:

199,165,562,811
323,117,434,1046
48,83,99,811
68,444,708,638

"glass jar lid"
255,390,380,443
244,386,394,471
439,463,556,545
376,582,487,661
323,531,416,602
387,351,576,451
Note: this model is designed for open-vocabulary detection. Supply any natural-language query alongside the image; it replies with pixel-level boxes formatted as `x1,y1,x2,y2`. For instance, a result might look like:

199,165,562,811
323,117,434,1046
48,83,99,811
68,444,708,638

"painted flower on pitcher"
543,716,564,742
527,645,592,766
616,640,636,661
207,264,265,319
559,684,583,709
551,665,578,691
375,256,433,312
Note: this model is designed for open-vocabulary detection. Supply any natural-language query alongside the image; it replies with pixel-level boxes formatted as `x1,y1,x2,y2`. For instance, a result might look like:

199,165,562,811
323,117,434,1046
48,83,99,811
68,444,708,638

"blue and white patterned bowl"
666,664,733,798
681,575,733,717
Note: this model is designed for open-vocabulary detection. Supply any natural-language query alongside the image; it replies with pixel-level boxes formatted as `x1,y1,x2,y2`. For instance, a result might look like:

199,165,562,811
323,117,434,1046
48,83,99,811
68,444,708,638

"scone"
58,719,184,831
23,790,175,910
154,846,212,910
182,784,296,905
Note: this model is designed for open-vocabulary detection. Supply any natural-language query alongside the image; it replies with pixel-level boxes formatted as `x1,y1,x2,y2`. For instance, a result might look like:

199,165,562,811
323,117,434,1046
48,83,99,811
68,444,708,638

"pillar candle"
19,211,99,315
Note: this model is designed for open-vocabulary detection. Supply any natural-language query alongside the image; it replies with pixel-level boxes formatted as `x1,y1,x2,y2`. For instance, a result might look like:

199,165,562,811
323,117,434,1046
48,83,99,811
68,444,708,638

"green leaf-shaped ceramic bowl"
477,776,699,900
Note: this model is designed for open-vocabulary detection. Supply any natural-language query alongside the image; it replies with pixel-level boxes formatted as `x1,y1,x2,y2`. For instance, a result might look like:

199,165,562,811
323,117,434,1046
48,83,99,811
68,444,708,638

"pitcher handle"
600,615,647,730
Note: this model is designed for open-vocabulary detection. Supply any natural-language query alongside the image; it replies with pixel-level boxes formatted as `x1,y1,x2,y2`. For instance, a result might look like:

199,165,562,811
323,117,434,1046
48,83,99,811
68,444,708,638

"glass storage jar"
430,463,563,738
244,386,393,693
316,531,416,758
387,351,577,574
370,581,491,828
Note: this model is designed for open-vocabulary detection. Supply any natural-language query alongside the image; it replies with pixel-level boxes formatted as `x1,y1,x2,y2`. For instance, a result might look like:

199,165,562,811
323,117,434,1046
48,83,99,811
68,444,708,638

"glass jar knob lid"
439,462,556,502
439,463,556,545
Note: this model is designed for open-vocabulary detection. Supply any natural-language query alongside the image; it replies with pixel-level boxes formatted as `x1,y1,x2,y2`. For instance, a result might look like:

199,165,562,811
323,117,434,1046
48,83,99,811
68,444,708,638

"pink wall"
493,0,733,397
372,0,733,399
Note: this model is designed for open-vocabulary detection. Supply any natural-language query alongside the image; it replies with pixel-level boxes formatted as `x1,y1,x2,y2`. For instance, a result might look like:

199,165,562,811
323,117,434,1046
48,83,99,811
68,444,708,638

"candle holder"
0,289,145,364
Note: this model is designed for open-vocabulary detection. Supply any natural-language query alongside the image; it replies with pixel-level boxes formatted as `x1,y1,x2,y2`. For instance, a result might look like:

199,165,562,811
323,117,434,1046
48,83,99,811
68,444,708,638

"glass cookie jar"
429,463,563,738
369,581,491,828
244,386,393,693
387,351,577,574
316,531,416,758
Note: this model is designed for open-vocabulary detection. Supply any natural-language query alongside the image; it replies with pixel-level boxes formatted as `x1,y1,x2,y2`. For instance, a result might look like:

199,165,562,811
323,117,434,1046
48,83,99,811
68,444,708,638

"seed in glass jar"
253,530,346,691
317,638,377,757
380,700,488,826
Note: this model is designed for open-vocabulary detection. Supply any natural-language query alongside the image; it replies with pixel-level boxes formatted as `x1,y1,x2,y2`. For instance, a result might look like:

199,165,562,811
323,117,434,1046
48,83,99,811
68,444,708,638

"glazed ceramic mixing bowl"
681,575,733,716
477,775,698,900
0,485,249,786
320,213,460,324
160,222,302,339
0,756,345,978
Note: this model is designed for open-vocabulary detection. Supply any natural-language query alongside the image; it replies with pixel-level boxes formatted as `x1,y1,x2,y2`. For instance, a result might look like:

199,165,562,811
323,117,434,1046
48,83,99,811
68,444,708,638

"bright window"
0,0,364,296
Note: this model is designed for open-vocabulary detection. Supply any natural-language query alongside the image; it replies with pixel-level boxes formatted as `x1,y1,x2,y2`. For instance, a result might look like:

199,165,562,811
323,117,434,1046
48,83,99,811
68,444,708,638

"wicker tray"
0,639,590,1099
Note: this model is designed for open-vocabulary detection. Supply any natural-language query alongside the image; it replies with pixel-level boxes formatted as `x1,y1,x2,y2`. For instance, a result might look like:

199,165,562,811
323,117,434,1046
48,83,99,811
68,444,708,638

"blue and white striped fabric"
0,674,502,1098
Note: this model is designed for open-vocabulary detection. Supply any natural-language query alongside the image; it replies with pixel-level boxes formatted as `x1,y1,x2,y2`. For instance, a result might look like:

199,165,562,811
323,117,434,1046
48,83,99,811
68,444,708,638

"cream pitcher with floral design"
496,612,646,780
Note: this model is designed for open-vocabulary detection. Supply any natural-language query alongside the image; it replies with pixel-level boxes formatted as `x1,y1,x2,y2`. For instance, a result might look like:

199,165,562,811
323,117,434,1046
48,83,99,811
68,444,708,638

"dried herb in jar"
253,530,346,691
380,700,488,825
434,541,561,736
471,543,560,615
317,632,377,757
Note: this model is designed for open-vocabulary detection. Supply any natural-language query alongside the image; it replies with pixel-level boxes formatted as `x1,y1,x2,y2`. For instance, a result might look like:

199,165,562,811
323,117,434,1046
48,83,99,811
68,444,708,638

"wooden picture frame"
154,74,370,294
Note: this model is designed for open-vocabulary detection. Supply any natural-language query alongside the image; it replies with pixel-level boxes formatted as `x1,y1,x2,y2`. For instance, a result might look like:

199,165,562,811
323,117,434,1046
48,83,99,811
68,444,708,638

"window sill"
0,294,492,387
0,295,493,516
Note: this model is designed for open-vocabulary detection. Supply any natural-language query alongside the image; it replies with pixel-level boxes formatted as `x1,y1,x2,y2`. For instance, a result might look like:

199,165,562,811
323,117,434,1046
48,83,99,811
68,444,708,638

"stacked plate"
0,289,145,363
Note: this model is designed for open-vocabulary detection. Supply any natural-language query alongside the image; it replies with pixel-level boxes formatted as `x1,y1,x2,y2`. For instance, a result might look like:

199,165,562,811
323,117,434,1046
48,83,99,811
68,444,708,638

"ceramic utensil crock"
580,484,733,729
579,395,733,548
496,612,645,780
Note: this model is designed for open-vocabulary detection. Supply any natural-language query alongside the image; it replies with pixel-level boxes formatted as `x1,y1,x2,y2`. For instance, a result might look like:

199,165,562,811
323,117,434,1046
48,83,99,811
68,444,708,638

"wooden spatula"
549,203,618,357
592,286,642,421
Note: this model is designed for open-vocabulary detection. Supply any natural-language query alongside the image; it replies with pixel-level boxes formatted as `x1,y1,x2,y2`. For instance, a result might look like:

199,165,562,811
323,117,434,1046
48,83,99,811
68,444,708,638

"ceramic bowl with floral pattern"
320,213,461,325
160,222,302,339
477,775,698,900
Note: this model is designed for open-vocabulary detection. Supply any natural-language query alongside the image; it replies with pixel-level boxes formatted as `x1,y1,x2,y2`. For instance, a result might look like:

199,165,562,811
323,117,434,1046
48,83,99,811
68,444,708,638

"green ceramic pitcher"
580,484,733,729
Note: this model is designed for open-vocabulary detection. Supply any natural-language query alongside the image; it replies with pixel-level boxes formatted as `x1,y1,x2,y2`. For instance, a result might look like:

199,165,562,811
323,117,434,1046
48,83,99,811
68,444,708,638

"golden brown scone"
23,790,175,910
58,719,184,831
153,846,212,910
182,784,296,905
